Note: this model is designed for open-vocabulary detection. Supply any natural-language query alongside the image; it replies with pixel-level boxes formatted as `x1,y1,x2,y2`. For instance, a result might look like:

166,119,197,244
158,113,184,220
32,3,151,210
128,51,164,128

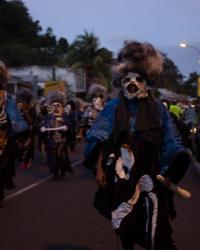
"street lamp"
179,42,200,54
179,42,200,96
180,42,187,48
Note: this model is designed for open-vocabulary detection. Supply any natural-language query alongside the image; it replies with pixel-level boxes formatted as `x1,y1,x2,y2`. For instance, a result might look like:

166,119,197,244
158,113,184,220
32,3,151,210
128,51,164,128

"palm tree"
59,31,113,90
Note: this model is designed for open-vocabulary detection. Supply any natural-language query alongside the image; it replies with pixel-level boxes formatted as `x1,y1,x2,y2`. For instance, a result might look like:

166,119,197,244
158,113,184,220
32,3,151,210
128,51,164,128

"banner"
44,81,66,96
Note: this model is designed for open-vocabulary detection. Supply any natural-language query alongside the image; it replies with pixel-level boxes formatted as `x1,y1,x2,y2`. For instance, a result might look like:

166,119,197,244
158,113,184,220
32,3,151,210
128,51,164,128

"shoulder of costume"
6,93,15,102
154,98,168,113
5,94,17,112
105,98,120,109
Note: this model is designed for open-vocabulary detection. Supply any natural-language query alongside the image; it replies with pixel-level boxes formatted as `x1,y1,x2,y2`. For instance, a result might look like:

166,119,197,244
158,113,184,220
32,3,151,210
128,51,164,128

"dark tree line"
0,0,197,96
159,54,198,97
0,0,69,66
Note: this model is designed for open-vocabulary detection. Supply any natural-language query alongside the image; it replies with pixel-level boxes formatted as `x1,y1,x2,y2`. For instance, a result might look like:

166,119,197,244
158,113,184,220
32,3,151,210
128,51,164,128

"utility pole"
52,66,56,81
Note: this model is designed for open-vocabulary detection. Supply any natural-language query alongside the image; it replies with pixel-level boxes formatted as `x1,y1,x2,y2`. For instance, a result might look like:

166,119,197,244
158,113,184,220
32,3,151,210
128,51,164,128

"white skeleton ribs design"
112,174,158,249
110,147,158,248
111,146,191,249
114,146,135,181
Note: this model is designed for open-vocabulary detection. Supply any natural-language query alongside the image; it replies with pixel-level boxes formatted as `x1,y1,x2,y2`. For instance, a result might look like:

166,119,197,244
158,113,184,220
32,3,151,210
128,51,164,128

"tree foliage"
0,0,41,45
0,0,68,66
0,0,196,97
181,72,198,97
159,54,184,91
60,31,113,89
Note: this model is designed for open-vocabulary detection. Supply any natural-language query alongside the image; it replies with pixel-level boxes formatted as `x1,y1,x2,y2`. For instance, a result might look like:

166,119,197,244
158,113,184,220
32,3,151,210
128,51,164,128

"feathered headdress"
112,40,163,87
16,88,34,104
48,91,66,106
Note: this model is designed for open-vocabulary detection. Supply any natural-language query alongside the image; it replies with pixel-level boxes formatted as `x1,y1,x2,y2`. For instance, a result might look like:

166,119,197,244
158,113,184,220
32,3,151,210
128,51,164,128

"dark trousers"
120,235,135,250
0,144,14,200
46,146,71,177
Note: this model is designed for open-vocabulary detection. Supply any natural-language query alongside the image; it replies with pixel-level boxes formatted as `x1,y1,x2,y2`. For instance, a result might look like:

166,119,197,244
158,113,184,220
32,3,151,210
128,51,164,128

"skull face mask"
51,102,63,116
121,72,148,99
92,97,104,111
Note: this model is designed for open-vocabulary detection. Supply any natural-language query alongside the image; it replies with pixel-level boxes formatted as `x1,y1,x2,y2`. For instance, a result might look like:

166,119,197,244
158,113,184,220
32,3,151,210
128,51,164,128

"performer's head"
92,95,104,111
113,40,163,99
16,88,34,110
65,100,76,114
48,91,66,116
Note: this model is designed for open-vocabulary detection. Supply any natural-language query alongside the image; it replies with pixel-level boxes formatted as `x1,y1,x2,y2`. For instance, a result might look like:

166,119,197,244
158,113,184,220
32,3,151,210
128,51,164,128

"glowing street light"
179,42,200,54
180,42,187,48
179,42,200,96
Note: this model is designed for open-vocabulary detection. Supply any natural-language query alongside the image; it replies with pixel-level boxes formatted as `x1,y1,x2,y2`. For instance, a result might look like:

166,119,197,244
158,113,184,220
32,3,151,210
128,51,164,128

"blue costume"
84,39,191,250
6,94,28,135
0,94,28,203
86,97,184,172
84,94,189,250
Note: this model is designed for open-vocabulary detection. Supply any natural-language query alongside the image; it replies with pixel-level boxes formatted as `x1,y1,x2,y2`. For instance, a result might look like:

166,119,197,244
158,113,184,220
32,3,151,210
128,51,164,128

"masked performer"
16,89,36,170
65,100,77,151
41,91,73,180
0,60,28,206
77,95,105,139
84,41,191,250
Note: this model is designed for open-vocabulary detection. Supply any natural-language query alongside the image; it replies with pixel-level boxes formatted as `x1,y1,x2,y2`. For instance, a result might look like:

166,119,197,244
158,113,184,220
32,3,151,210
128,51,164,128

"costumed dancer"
65,100,77,151
16,89,36,170
84,41,191,250
0,60,28,206
77,95,105,139
40,91,73,180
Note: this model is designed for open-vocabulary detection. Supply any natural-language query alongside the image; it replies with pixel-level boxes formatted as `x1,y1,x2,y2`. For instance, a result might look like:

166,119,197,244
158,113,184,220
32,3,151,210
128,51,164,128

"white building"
9,65,86,96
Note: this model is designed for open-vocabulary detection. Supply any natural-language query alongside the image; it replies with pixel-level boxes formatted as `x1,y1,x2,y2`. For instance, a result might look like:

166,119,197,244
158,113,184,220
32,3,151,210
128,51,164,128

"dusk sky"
23,0,200,77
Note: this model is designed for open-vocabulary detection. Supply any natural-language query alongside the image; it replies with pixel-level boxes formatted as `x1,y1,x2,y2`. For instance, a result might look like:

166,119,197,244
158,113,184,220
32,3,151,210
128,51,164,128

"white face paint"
121,72,148,99
93,97,104,111
51,102,63,116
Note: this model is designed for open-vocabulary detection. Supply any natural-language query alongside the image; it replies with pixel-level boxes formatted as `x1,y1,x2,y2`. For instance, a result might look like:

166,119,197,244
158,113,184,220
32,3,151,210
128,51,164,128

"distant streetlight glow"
179,41,200,97
179,42,200,54
180,42,187,48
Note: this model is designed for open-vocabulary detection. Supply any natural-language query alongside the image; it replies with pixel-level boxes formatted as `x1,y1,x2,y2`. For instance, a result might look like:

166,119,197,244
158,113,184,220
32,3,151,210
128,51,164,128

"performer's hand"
62,125,68,131
96,166,107,188
156,174,191,199
40,126,46,133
